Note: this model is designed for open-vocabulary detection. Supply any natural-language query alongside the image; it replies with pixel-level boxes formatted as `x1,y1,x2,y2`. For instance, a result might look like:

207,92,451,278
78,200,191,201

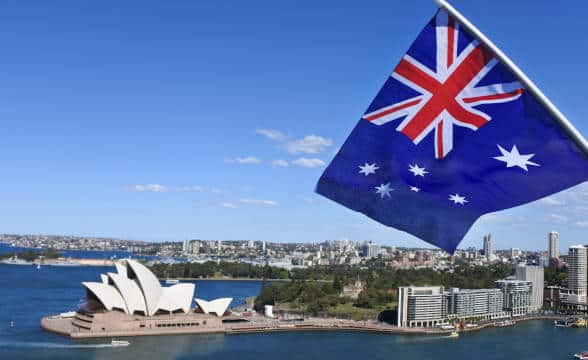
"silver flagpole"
435,0,588,156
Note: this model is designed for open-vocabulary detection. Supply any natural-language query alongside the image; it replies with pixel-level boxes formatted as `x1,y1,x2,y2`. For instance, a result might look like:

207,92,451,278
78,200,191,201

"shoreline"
41,313,568,339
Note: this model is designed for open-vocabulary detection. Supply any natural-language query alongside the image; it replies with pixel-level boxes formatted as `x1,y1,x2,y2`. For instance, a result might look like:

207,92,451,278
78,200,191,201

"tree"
254,279,274,311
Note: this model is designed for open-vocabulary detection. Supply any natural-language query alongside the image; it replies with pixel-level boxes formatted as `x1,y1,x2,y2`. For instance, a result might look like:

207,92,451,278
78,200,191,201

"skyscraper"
548,231,559,260
567,245,587,303
483,234,492,259
515,265,544,311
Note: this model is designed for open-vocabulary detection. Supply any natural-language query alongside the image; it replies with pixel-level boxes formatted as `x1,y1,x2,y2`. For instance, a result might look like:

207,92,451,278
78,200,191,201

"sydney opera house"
41,259,246,338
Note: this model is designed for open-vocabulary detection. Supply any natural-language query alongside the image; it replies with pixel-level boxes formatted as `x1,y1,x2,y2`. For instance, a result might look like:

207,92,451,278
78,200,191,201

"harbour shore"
41,312,566,339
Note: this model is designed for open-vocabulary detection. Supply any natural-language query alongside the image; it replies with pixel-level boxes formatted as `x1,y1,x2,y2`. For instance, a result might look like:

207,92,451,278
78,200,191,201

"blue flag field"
316,8,588,253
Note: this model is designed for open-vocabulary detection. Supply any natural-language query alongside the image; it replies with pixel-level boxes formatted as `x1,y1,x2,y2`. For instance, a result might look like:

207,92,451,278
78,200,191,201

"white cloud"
225,156,261,164
219,202,237,209
271,159,289,167
256,129,287,142
575,221,588,227
546,214,568,224
176,185,205,192
239,198,278,206
286,135,332,154
539,196,566,206
292,157,325,168
129,184,168,192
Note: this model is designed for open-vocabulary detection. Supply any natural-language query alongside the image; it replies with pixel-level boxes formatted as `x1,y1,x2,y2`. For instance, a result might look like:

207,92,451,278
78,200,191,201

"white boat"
165,279,179,284
1,255,31,265
111,340,130,347
574,351,588,359
448,331,459,338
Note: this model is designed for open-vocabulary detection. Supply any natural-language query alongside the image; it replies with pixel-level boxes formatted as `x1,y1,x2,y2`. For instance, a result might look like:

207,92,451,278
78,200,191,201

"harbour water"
0,260,586,359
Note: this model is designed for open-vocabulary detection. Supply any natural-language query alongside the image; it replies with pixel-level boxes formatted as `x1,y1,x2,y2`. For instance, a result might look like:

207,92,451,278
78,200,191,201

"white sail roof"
126,259,163,316
81,259,196,316
107,272,147,315
82,282,128,313
194,298,232,317
157,283,195,313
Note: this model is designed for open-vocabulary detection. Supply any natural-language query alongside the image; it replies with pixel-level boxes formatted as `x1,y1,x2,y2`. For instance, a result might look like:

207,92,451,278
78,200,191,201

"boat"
1,255,31,265
494,319,515,327
36,263,41,270
165,279,179,284
448,331,459,338
573,351,588,359
111,340,130,347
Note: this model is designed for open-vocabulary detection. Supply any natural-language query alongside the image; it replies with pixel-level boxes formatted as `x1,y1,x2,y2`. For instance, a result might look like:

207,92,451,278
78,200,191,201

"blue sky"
0,0,586,251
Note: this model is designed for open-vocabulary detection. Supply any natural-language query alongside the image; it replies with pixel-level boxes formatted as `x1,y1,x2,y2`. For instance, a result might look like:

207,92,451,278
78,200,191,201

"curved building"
194,298,233,317
83,259,195,316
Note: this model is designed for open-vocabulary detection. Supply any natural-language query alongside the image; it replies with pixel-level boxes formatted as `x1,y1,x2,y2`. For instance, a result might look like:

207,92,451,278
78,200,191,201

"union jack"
363,10,524,159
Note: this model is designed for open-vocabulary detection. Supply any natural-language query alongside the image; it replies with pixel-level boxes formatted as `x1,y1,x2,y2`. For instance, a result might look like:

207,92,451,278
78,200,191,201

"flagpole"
435,0,588,156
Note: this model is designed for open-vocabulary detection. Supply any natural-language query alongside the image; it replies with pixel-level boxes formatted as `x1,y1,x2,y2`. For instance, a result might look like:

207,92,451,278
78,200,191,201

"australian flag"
316,8,588,253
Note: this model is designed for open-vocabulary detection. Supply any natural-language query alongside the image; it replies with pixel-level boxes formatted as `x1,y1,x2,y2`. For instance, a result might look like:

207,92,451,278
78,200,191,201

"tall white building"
397,286,445,328
363,241,380,258
483,234,492,259
182,240,190,253
445,288,504,320
495,280,533,316
515,265,544,311
567,245,587,303
548,231,559,260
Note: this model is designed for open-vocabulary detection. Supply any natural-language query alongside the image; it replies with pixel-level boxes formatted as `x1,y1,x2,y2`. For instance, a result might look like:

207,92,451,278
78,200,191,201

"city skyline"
0,0,587,250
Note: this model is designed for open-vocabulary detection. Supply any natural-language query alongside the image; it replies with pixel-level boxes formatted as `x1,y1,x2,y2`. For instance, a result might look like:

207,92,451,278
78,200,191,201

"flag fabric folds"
315,8,588,253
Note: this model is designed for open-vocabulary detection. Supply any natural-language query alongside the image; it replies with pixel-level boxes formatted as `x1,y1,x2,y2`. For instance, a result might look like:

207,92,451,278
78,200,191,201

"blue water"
0,261,586,359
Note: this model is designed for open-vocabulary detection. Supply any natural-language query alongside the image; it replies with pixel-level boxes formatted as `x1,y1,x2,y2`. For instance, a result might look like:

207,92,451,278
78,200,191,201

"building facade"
548,231,559,260
567,245,587,303
445,288,505,320
495,280,532,316
483,234,492,260
397,286,445,328
515,265,544,311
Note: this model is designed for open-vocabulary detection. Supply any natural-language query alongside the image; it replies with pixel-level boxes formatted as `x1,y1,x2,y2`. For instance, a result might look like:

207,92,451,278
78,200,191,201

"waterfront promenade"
41,310,568,339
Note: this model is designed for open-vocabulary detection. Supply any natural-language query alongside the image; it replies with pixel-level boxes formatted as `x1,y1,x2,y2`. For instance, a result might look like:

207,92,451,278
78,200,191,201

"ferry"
493,319,515,327
111,339,130,347
165,279,180,284
573,351,588,359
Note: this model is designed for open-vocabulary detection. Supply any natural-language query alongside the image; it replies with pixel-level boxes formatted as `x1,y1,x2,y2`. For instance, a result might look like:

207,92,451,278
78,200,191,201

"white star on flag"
375,183,393,198
358,162,379,176
493,144,540,171
408,164,428,177
410,186,421,192
449,193,468,205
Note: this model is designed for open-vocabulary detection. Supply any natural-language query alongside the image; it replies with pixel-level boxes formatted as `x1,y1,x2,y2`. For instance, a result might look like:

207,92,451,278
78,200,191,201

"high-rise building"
182,240,189,253
397,286,445,328
262,241,266,252
567,245,587,303
248,239,254,249
495,280,533,316
190,241,200,255
445,288,503,320
483,234,492,259
548,231,559,260
363,241,380,258
515,265,544,311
